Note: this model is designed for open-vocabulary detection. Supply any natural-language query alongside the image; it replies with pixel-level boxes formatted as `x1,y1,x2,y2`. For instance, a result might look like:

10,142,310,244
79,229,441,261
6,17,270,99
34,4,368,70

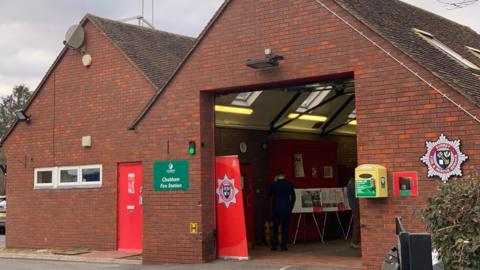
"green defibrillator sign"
153,160,189,191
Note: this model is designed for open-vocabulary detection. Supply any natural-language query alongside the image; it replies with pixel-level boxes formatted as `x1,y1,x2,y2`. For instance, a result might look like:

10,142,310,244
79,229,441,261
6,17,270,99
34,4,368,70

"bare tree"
438,0,478,8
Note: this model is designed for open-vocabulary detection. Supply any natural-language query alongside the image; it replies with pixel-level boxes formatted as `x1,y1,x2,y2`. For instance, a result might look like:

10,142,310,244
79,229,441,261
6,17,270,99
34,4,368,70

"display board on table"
292,188,351,213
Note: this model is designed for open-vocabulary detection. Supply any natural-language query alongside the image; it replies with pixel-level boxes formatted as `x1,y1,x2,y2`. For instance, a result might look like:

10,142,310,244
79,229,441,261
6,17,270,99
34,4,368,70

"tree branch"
438,0,478,8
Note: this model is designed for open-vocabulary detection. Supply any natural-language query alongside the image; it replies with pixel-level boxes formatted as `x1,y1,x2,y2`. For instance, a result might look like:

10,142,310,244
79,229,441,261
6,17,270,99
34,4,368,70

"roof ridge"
85,13,196,40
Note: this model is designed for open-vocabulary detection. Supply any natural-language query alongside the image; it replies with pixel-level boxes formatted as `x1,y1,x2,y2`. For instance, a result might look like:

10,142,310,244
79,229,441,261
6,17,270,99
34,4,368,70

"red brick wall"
136,0,480,268
2,20,155,250
4,0,480,267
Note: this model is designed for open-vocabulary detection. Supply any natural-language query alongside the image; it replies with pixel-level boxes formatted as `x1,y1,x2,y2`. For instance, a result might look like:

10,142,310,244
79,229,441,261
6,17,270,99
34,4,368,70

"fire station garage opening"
214,78,361,266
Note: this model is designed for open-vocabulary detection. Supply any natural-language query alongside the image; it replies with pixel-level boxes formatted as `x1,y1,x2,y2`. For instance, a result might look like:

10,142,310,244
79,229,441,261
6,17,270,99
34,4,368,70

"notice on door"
153,160,189,191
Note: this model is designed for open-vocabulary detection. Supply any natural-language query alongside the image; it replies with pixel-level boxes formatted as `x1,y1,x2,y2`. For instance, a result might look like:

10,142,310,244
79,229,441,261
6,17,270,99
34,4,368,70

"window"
81,166,101,183
413,28,480,71
296,86,332,113
231,91,262,107
467,46,480,59
34,164,102,189
59,167,79,184
34,168,55,188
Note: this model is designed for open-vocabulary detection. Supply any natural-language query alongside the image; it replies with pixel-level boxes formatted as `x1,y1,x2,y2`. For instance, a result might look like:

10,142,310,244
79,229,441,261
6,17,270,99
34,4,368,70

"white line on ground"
279,266,292,270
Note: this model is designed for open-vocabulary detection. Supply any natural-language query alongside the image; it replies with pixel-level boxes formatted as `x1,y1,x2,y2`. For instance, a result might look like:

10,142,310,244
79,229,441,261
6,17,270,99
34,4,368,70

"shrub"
423,176,480,269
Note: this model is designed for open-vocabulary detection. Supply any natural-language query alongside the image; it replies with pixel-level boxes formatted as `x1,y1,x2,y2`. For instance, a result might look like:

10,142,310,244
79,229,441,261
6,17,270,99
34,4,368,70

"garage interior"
214,78,362,268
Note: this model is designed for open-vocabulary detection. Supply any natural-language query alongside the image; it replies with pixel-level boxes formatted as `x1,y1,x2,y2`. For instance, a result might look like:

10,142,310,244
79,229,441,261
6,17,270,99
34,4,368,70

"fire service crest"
216,174,239,208
420,134,468,183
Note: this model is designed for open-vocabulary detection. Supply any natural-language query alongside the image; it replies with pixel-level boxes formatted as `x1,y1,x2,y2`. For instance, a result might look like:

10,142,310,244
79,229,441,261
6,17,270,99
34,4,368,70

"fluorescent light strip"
215,105,253,115
288,113,328,122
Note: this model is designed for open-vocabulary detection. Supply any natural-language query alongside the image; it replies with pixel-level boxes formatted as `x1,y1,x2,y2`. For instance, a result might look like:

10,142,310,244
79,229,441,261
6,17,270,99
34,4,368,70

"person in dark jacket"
347,178,360,249
269,171,296,251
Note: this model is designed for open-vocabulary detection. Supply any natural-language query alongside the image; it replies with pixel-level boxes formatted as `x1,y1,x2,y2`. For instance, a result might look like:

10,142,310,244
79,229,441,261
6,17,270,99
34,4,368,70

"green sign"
356,179,376,197
153,160,189,191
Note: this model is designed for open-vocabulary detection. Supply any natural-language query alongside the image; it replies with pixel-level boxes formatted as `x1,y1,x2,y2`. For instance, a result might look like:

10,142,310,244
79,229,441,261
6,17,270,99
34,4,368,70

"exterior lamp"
15,110,30,123
246,49,284,69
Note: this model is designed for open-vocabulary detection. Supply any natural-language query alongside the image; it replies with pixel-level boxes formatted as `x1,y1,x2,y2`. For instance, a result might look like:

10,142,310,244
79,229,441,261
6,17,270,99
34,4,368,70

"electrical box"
355,164,388,198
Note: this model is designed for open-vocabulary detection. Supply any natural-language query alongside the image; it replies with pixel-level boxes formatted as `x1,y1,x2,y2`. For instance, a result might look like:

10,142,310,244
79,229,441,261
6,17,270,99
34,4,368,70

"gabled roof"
129,0,233,129
0,14,196,145
130,0,480,129
87,14,196,89
333,0,480,105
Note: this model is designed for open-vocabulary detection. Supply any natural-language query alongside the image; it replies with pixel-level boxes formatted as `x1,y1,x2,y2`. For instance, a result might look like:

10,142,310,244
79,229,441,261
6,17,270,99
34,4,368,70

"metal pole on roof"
152,0,154,28
141,0,144,26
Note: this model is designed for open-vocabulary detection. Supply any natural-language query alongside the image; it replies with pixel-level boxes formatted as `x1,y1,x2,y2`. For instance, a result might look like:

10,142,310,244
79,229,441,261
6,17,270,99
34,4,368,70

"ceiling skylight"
231,91,263,107
296,87,332,113
414,28,480,71
348,109,356,119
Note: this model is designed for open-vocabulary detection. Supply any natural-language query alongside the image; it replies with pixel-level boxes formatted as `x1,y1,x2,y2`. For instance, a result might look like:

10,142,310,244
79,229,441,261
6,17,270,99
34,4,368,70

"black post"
395,217,433,270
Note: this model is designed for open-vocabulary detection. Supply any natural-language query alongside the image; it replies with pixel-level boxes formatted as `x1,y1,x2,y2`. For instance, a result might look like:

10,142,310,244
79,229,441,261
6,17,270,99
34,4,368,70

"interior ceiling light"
288,113,328,122
348,120,357,126
215,105,253,115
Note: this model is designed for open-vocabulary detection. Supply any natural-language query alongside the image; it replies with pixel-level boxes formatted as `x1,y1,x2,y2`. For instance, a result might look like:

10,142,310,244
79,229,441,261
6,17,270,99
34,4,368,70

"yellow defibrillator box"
355,164,388,198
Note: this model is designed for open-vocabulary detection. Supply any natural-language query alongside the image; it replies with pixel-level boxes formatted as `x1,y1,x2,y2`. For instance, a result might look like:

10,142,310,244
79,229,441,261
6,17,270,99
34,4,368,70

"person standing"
269,171,296,251
347,178,361,249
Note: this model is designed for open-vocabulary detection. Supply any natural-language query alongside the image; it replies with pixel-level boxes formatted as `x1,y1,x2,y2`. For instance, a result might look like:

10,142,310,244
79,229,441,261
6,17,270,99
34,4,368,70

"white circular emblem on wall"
420,134,468,183
216,174,239,208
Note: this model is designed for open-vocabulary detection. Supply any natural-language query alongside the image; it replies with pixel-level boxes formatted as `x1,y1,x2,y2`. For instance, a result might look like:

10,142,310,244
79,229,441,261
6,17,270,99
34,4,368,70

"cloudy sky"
0,0,479,97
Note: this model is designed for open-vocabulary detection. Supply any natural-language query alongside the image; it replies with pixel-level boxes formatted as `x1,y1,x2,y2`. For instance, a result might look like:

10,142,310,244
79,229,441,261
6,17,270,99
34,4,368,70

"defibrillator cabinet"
355,164,388,198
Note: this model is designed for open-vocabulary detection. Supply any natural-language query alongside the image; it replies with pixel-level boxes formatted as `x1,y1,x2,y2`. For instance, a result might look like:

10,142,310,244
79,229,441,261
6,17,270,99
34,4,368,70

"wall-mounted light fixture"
15,110,30,123
246,48,284,69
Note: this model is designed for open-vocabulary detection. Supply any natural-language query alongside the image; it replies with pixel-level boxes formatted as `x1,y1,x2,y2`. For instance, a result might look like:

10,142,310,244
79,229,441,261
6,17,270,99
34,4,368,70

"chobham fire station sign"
420,134,468,183
153,160,189,191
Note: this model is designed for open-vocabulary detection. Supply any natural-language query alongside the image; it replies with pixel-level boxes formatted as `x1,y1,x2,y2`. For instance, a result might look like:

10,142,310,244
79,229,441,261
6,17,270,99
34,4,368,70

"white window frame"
58,166,81,187
34,167,56,189
79,165,102,187
413,28,480,71
33,164,102,189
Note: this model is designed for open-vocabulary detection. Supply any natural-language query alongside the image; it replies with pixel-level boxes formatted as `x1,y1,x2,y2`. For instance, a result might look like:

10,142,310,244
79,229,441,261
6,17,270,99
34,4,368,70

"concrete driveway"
0,258,355,270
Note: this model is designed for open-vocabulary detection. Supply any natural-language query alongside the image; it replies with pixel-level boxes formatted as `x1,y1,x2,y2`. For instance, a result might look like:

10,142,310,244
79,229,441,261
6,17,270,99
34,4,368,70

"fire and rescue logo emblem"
216,174,239,208
420,134,468,183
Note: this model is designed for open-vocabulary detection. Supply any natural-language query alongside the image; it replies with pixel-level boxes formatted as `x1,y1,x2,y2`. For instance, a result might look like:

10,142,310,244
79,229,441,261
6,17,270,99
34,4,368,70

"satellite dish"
64,25,85,49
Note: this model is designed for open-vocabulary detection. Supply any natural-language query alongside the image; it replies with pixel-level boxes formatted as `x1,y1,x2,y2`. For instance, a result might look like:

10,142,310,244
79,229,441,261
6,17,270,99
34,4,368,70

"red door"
241,164,255,248
118,163,143,251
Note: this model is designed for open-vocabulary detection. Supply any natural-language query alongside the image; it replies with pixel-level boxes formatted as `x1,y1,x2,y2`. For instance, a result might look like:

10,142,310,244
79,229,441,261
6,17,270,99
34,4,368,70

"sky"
0,0,479,97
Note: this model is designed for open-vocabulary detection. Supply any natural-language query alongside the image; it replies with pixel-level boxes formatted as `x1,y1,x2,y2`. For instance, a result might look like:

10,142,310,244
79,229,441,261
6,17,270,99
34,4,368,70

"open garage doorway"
213,78,362,269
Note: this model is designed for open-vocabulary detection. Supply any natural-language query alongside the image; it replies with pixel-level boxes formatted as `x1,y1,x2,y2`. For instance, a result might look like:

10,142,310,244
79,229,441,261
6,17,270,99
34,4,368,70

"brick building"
3,0,480,269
